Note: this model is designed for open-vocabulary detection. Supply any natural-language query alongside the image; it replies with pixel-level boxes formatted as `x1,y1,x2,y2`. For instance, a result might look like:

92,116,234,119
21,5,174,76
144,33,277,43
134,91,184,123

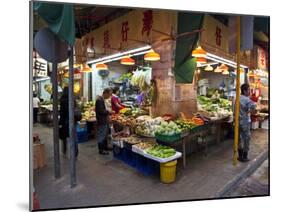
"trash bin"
160,160,177,183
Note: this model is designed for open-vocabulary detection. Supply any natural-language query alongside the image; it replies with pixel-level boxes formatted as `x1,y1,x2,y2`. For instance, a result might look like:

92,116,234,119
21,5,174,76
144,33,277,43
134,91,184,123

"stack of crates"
76,122,88,143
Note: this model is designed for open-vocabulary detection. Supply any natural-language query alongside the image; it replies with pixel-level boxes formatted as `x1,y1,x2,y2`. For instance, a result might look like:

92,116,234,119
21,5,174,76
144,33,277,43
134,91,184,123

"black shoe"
237,149,244,162
99,150,109,155
242,151,250,162
98,143,109,155
104,146,113,151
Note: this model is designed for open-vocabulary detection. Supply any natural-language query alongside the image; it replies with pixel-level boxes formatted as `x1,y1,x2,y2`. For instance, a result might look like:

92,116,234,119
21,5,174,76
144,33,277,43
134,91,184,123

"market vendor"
111,87,125,114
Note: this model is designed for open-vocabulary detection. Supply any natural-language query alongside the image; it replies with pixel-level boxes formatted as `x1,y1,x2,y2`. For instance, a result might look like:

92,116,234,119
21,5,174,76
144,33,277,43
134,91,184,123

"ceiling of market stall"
33,5,132,38
33,4,269,52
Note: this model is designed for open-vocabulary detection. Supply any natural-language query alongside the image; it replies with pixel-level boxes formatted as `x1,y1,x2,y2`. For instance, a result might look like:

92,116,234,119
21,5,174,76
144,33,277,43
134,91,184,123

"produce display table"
209,117,230,144
38,105,53,125
156,125,210,169
112,137,182,178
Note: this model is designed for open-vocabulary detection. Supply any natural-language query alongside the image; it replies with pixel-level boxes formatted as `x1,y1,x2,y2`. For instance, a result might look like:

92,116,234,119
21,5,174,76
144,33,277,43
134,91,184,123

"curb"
215,150,268,198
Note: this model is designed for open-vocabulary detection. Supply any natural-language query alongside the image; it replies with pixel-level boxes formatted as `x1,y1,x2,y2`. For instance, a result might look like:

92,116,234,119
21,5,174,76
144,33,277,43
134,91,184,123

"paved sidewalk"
225,159,269,197
33,124,268,210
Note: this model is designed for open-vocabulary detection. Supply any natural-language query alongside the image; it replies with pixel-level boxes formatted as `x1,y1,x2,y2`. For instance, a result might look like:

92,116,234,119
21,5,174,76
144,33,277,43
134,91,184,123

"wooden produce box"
33,143,46,169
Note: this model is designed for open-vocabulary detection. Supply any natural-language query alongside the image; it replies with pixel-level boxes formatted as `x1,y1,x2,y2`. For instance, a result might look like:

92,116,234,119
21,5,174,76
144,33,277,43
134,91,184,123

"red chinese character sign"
103,30,111,49
215,26,222,46
257,47,267,70
142,10,153,37
121,21,129,42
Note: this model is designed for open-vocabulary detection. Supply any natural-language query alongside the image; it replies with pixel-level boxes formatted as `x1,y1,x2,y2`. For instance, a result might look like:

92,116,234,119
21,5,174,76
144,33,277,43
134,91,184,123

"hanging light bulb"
204,64,214,71
222,70,229,75
144,49,160,61
120,56,135,65
80,63,92,73
96,63,108,70
196,57,207,64
219,64,228,72
192,46,207,58
214,66,222,73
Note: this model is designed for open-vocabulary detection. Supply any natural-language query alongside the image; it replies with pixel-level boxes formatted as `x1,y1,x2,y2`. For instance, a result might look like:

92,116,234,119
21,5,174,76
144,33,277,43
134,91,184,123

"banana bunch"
44,84,52,94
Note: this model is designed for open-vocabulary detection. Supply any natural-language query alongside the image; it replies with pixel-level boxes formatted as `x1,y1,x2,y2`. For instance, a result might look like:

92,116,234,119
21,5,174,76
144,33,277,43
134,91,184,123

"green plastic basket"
189,124,209,134
155,132,182,142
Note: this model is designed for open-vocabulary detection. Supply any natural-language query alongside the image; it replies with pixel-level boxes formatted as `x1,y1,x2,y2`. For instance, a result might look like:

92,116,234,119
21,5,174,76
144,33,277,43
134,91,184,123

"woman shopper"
111,87,125,114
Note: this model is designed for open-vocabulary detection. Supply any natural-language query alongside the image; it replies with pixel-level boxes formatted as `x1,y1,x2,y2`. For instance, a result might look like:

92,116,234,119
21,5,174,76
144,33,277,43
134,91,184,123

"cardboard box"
33,143,46,169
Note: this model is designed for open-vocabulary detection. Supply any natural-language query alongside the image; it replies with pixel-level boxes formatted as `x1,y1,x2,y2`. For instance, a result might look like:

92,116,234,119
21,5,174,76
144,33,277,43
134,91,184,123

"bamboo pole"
233,16,241,166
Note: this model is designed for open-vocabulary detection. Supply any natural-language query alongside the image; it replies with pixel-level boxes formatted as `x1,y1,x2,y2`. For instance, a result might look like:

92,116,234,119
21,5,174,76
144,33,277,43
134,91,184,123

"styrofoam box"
143,151,182,163
112,140,124,148
132,145,182,163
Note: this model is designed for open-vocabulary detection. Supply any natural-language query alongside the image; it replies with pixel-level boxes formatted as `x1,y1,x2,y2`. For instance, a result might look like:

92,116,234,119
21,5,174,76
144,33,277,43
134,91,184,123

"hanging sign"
33,58,48,77
200,15,229,53
257,47,267,70
76,10,177,63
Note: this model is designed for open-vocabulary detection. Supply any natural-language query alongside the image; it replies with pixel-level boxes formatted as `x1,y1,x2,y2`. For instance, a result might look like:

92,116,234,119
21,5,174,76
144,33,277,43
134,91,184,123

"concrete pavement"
33,124,269,210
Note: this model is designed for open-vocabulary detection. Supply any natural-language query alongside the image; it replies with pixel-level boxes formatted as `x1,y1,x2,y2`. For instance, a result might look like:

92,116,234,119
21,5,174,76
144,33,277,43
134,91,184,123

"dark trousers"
33,108,38,123
239,123,251,152
97,124,109,150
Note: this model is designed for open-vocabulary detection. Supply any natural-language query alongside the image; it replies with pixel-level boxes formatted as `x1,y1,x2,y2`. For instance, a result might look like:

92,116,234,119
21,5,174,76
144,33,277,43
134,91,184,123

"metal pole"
68,46,77,187
233,16,241,166
52,62,61,178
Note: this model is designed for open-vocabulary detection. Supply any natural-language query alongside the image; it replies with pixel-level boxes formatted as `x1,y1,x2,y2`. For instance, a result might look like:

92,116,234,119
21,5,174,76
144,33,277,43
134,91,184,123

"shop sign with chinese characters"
33,57,48,77
200,15,229,53
78,10,177,59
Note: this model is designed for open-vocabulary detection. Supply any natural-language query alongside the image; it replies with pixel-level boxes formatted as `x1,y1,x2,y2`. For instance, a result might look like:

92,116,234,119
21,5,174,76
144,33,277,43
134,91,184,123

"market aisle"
33,124,268,209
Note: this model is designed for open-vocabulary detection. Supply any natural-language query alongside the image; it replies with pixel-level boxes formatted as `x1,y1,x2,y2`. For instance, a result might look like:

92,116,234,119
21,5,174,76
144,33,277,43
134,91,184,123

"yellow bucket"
160,160,177,184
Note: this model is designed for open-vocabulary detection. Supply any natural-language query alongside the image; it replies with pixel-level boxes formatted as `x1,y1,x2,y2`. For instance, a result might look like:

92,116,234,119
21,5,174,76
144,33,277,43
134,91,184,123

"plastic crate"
76,123,88,143
122,148,137,168
113,145,124,160
189,124,208,134
155,132,181,143
77,131,88,143
135,154,159,176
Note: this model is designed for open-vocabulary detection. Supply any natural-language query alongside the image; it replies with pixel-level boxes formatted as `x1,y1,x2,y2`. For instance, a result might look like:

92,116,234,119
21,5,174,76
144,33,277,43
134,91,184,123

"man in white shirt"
33,93,40,124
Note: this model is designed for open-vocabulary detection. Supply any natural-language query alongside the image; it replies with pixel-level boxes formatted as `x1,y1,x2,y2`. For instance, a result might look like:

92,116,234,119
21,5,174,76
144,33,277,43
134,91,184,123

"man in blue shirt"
237,84,257,162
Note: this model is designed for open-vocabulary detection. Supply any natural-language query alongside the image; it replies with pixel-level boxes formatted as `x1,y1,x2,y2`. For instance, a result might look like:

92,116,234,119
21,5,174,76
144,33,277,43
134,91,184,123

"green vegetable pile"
146,145,176,158
174,120,197,132
119,72,133,81
131,108,148,117
197,95,232,118
155,121,182,135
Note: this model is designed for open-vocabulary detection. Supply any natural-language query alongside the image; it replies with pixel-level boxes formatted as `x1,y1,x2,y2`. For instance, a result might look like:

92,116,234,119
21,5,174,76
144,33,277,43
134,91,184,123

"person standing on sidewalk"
33,93,40,124
237,84,257,162
95,88,112,155
59,87,81,158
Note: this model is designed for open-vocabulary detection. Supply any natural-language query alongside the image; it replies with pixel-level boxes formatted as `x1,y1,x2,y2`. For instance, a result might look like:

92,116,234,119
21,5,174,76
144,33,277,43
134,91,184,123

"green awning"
34,2,75,45
174,13,204,83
